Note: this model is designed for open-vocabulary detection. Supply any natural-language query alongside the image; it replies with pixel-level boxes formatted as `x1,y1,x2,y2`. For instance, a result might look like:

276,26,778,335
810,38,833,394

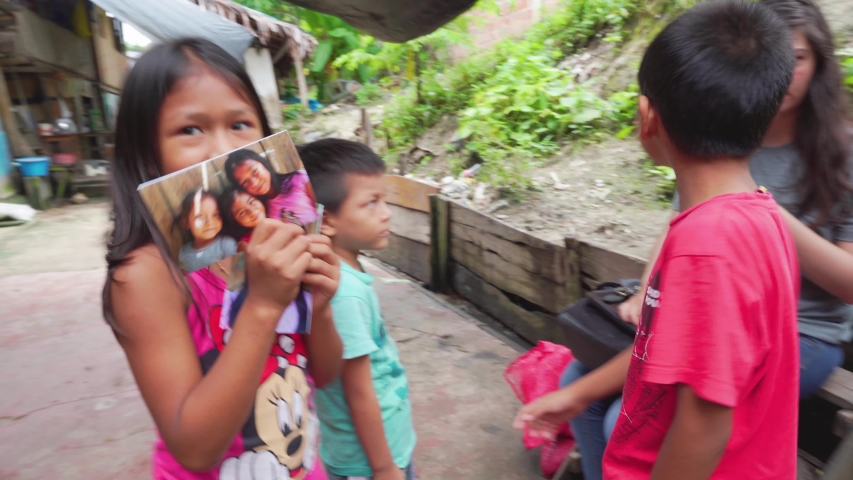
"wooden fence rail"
374,175,649,345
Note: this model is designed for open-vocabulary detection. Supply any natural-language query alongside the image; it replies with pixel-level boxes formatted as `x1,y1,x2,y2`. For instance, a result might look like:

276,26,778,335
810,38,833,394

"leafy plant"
840,50,853,95
643,160,676,203
355,83,383,105
383,0,647,196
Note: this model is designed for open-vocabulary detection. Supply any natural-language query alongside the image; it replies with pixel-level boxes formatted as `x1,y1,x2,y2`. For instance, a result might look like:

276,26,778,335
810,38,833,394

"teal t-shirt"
316,261,416,476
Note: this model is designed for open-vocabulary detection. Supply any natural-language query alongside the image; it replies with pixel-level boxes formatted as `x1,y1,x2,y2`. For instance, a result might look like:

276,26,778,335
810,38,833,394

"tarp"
89,0,254,61
291,0,479,42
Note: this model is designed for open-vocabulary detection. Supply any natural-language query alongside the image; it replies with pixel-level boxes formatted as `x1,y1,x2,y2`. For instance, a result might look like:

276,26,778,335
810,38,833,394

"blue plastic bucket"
14,156,50,177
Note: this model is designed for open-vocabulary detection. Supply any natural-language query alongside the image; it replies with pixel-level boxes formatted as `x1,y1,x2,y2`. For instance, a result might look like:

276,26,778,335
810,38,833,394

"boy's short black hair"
297,138,387,212
639,0,794,159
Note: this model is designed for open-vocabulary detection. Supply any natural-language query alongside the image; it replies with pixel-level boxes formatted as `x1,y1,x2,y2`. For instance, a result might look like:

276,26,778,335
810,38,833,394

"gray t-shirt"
179,236,238,273
673,145,853,344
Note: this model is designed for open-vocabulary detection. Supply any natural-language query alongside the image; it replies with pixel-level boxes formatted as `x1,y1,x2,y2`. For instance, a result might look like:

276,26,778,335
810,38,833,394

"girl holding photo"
103,38,342,480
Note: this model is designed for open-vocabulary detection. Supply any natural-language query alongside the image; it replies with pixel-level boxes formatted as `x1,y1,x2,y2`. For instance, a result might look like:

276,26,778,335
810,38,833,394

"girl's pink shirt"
151,268,328,480
266,171,318,228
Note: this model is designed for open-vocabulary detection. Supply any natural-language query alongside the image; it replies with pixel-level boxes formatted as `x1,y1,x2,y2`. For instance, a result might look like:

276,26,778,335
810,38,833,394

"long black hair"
761,0,853,226
103,38,272,330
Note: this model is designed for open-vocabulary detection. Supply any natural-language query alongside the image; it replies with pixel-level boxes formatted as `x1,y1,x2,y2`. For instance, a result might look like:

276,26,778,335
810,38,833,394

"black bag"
557,279,639,370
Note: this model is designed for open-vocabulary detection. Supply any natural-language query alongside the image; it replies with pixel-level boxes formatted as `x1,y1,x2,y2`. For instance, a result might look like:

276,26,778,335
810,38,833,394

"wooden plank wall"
370,176,439,285
447,201,577,343
371,177,652,345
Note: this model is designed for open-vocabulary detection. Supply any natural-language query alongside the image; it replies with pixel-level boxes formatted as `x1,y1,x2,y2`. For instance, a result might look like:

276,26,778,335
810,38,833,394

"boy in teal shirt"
299,139,416,480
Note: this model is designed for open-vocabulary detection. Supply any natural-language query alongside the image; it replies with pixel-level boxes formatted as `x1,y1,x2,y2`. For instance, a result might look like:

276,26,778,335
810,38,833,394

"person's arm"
112,222,311,471
618,211,677,325
342,356,404,480
303,235,343,388
513,348,632,440
650,385,732,480
779,207,853,303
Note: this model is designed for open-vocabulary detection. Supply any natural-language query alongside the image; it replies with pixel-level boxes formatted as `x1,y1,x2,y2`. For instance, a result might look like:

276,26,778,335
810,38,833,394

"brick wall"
451,0,562,59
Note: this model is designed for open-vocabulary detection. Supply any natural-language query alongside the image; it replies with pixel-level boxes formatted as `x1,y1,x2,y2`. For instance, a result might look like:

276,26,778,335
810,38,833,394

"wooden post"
292,48,309,109
429,194,450,293
823,427,853,480
0,66,34,157
564,236,584,303
360,107,374,149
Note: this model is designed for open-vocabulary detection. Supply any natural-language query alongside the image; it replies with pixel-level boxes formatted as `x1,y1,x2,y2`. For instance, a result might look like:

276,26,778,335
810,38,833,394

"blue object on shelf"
13,156,50,177
282,96,323,111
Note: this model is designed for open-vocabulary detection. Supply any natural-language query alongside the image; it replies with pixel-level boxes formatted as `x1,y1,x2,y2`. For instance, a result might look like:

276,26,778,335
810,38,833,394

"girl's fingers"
248,218,276,246
307,233,332,247
308,241,338,266
306,257,336,278
262,223,306,253
302,273,337,294
279,251,313,280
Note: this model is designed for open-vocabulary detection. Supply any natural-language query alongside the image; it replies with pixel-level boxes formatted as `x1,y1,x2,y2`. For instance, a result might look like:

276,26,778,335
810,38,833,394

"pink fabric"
151,268,328,480
505,341,575,448
267,171,318,228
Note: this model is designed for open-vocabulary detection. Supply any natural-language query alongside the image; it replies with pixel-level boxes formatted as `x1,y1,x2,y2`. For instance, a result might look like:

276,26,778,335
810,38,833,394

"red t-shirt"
603,191,800,480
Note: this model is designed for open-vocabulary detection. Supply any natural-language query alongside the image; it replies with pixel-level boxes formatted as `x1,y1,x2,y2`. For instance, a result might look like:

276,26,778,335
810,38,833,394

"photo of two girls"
138,131,320,334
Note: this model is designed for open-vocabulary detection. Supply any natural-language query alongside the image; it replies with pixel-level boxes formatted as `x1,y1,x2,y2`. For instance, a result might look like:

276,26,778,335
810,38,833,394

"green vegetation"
841,50,853,94
382,0,691,196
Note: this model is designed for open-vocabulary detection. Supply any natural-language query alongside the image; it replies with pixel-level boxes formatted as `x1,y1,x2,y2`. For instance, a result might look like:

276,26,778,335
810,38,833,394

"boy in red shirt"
515,2,800,479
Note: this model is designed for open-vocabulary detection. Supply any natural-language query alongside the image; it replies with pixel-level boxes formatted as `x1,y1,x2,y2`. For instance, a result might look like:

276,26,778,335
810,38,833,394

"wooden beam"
0,65,33,157
370,233,431,285
292,50,308,109
817,368,853,410
451,262,562,344
360,107,374,148
384,175,439,213
430,194,450,294
272,42,289,64
822,427,853,480
388,203,430,244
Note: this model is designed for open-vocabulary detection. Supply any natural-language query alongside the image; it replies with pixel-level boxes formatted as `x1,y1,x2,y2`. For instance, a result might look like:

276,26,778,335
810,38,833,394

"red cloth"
603,192,800,480
505,341,576,478
505,341,575,448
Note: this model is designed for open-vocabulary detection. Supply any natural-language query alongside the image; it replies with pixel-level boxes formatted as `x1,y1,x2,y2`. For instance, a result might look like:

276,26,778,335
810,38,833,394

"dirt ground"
0,202,541,480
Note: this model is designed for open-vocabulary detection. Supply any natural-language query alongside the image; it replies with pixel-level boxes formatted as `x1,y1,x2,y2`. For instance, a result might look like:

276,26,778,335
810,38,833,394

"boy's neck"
672,156,757,211
762,109,798,148
333,245,363,272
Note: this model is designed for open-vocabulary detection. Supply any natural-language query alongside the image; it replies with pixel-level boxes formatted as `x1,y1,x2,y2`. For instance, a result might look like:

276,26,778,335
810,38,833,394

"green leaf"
615,125,635,139
573,108,602,124
328,28,352,38
457,125,474,140
310,41,334,73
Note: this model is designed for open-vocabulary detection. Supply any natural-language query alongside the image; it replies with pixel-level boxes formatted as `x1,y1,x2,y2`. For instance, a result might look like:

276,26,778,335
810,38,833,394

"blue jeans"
559,360,622,480
800,334,845,397
325,464,416,480
561,335,844,480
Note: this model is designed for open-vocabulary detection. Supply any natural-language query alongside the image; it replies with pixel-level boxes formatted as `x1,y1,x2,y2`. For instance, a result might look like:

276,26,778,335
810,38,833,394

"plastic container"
52,153,78,165
14,156,50,177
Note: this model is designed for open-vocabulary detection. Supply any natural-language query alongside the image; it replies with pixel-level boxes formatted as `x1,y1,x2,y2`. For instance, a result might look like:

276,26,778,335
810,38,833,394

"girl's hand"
244,220,312,315
303,234,340,310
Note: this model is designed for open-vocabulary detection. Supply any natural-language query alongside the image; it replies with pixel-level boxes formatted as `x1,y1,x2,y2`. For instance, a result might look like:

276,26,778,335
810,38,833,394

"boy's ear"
320,211,336,238
638,95,659,140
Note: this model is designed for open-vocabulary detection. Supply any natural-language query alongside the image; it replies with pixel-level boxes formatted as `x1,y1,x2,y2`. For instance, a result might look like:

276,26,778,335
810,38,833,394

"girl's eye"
180,126,202,135
232,121,251,131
